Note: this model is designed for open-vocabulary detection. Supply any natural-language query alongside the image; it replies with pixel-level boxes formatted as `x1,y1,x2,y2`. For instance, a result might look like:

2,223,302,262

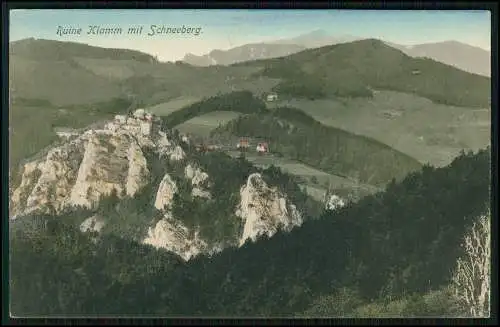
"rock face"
185,164,211,199
325,194,346,211
145,166,215,260
154,173,178,211
10,160,45,217
126,142,150,197
68,132,146,210
170,146,186,161
10,109,305,262
10,109,158,217
20,139,85,215
145,172,303,260
236,173,303,246
146,170,211,261
143,213,208,261
80,215,106,233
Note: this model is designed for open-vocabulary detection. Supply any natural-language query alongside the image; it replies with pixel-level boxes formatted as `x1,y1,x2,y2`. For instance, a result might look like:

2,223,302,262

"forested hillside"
162,91,267,127
212,107,422,186
240,39,490,107
10,148,490,317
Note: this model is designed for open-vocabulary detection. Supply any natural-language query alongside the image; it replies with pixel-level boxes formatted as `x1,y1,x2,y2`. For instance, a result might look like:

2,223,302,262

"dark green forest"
212,107,422,186
10,148,490,317
162,91,267,128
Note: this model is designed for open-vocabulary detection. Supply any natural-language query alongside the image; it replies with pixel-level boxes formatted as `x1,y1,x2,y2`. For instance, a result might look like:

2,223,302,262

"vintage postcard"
7,8,492,320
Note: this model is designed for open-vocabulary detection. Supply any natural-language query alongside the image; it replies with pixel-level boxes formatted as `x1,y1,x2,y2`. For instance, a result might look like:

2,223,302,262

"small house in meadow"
256,142,269,154
237,138,250,150
266,92,278,102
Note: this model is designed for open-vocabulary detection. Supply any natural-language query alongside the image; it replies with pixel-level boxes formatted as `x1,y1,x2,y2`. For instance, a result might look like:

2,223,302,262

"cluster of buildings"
179,133,219,153
189,137,270,155
237,138,269,154
194,144,220,153
102,108,160,137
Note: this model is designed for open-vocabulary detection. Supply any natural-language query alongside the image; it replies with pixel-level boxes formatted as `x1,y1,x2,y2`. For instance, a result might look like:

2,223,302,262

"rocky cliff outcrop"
80,215,106,233
17,138,85,216
145,172,302,260
236,173,303,246
10,160,45,217
325,194,346,211
146,167,215,260
10,110,164,217
154,173,178,211
10,111,156,217
143,212,209,261
185,164,211,199
68,132,148,210
10,109,305,262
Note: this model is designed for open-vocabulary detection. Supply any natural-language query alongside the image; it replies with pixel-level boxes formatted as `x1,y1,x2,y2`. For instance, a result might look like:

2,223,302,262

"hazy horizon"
10,9,491,62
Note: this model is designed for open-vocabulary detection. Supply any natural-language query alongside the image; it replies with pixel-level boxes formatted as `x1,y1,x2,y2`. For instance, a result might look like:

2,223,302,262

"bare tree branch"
451,210,490,317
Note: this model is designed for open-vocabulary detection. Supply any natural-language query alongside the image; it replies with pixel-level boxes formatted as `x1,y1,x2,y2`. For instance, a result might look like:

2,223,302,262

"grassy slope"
9,38,158,62
175,111,243,138
10,39,278,107
271,92,491,167
13,38,489,107
147,96,203,116
9,56,124,106
9,103,59,170
225,151,380,201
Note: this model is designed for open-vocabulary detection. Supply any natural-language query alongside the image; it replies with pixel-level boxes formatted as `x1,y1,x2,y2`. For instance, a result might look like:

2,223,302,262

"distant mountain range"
182,30,490,77
182,43,307,67
182,30,360,67
270,29,361,48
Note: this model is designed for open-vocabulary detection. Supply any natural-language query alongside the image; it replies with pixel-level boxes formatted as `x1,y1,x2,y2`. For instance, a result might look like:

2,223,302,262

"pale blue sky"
10,9,491,61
